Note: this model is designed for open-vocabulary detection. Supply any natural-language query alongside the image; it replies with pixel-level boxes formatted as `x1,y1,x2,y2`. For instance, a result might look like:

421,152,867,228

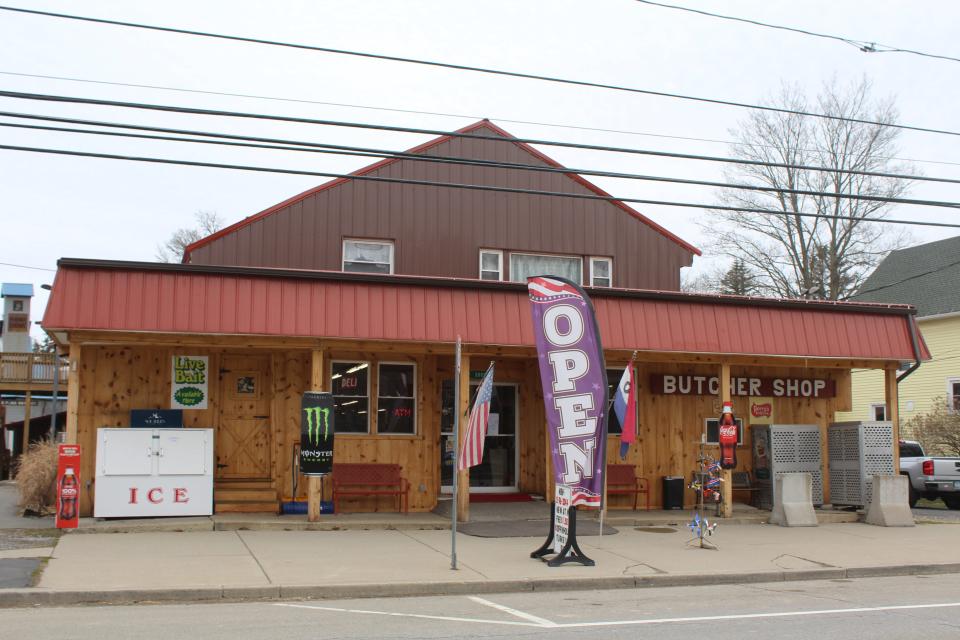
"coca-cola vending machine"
55,444,81,529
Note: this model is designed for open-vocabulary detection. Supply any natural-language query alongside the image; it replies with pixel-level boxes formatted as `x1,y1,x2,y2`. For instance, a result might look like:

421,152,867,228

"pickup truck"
899,440,960,509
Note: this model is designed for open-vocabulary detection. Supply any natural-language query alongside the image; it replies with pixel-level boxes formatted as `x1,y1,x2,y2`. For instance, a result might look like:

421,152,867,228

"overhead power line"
0,261,56,272
635,0,960,65
1,4,958,137
3,114,960,210
1,142,959,229
3,70,959,169
3,90,958,187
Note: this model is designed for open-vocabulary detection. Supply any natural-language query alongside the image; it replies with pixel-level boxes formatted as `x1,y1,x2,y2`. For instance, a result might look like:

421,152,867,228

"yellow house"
837,236,960,433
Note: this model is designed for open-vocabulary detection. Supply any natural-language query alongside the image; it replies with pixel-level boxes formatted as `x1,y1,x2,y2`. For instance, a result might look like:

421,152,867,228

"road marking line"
272,603,540,627
551,601,960,628
274,600,960,630
467,596,558,627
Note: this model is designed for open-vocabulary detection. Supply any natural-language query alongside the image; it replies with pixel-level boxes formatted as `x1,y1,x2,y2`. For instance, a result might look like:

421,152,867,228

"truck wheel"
906,478,918,508
943,496,960,510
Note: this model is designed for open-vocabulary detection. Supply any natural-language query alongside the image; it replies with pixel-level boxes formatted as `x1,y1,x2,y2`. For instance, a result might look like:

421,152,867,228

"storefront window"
331,361,369,433
378,363,416,434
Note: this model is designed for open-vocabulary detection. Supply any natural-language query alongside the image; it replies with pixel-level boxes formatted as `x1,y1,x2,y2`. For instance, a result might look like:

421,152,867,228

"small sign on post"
55,444,81,529
553,484,571,553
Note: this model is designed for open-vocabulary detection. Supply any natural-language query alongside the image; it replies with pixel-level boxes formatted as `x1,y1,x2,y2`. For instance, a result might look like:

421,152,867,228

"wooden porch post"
884,367,901,474
720,363,733,518
308,348,325,522
456,352,471,523
22,390,31,452
65,343,81,445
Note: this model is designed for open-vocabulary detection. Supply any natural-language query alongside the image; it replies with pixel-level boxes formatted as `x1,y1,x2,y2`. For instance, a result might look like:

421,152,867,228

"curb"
2,563,960,609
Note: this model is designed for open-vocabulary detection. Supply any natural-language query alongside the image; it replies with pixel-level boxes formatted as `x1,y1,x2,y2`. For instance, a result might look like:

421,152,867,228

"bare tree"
156,211,224,263
705,78,911,300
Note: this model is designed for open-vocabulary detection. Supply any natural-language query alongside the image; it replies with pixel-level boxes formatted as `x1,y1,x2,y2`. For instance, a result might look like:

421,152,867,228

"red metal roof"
43,261,928,362
181,119,701,261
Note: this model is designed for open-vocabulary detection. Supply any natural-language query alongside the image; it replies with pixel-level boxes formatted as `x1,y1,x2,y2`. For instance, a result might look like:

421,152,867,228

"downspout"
897,315,923,383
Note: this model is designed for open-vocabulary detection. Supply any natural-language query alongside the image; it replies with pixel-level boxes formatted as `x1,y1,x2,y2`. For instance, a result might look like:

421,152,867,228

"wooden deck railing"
0,352,68,387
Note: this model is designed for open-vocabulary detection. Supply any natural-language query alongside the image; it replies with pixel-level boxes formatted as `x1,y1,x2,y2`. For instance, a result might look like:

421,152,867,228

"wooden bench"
607,464,650,511
332,463,410,513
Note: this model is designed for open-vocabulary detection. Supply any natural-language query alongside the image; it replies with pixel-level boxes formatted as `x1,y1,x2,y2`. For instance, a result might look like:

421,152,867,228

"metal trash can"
662,475,684,510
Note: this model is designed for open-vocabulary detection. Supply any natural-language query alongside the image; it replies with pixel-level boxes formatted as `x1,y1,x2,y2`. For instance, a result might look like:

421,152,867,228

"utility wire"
0,261,56,272
2,142,959,229
3,90,958,186
1,4,958,137
635,0,960,65
4,114,960,210
850,256,960,298
3,69,959,168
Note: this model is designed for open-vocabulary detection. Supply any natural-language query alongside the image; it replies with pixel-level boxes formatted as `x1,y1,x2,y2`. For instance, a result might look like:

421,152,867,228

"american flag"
457,363,495,471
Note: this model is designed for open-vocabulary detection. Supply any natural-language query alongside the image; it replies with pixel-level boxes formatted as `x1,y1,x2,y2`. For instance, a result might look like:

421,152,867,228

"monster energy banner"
300,392,335,476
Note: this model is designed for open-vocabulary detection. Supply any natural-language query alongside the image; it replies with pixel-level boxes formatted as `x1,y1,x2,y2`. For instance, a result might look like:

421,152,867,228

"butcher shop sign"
650,374,835,398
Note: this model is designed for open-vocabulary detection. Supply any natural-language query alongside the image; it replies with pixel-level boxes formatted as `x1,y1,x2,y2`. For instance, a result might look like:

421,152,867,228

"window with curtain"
509,253,582,284
342,239,393,274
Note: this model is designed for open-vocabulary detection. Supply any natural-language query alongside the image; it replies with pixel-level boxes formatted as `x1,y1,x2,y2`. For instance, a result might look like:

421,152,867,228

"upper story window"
343,239,394,274
509,252,582,284
590,257,612,287
479,250,503,281
949,378,960,414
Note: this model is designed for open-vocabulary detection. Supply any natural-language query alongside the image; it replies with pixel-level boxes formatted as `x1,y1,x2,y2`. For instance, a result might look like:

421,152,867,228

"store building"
41,121,928,517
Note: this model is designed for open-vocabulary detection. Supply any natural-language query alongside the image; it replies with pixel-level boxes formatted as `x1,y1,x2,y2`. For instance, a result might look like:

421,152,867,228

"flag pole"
451,336,461,570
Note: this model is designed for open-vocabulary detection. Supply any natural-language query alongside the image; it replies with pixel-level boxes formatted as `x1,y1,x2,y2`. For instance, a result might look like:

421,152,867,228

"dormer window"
343,239,394,274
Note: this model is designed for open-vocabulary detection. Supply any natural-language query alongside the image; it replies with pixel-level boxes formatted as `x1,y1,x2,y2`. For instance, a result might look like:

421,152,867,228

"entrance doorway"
216,354,271,480
440,381,518,493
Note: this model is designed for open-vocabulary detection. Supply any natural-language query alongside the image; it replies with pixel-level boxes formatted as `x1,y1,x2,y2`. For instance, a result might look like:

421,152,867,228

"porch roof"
43,259,929,362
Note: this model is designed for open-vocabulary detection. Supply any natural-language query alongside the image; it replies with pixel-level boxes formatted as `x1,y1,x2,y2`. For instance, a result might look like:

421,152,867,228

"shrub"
14,439,58,514
904,397,960,457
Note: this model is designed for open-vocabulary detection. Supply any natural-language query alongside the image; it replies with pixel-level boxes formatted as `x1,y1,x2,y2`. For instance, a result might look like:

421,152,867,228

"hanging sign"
528,276,608,508
55,444,81,529
171,356,209,409
300,392,335,476
650,374,835,398
553,484,571,552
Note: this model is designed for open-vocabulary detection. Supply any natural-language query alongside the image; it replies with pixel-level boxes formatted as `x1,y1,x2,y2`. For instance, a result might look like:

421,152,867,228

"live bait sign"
171,356,209,409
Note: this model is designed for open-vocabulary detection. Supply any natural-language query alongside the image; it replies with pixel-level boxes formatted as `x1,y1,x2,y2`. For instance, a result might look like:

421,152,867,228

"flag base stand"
530,503,595,567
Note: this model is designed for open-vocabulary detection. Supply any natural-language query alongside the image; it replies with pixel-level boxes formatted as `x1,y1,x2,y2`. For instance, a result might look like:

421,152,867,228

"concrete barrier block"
865,475,915,527
769,473,817,527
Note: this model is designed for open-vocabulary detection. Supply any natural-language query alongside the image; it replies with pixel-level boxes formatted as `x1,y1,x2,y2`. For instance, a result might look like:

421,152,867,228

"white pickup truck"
899,440,960,509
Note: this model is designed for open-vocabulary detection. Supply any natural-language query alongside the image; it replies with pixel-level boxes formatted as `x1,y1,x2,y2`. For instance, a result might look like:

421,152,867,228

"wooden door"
217,355,272,480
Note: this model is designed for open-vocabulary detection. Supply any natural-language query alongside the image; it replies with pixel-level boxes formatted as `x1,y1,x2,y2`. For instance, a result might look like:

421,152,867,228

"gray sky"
2,0,959,342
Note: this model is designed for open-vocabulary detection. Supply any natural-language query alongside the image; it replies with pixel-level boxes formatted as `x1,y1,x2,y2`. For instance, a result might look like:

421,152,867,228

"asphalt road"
4,574,960,639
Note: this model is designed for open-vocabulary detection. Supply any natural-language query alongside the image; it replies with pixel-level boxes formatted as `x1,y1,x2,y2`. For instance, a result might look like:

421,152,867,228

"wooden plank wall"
605,362,852,510
73,343,852,516
75,346,222,516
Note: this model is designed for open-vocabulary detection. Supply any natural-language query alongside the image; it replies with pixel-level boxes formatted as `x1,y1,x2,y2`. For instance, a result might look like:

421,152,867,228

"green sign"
171,356,208,409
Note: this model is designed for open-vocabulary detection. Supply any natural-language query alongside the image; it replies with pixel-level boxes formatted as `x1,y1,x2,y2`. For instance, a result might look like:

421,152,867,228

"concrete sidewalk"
2,518,959,608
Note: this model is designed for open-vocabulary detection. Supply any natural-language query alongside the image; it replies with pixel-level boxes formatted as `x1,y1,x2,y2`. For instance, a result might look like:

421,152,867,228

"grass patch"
916,498,947,510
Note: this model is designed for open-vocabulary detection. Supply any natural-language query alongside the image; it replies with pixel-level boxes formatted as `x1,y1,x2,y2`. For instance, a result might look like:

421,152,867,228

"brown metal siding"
190,125,695,290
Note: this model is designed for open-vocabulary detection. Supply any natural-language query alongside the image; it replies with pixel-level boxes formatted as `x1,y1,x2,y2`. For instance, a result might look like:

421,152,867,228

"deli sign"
651,374,835,398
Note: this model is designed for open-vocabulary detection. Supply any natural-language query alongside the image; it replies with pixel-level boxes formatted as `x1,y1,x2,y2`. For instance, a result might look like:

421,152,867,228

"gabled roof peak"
182,119,700,261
